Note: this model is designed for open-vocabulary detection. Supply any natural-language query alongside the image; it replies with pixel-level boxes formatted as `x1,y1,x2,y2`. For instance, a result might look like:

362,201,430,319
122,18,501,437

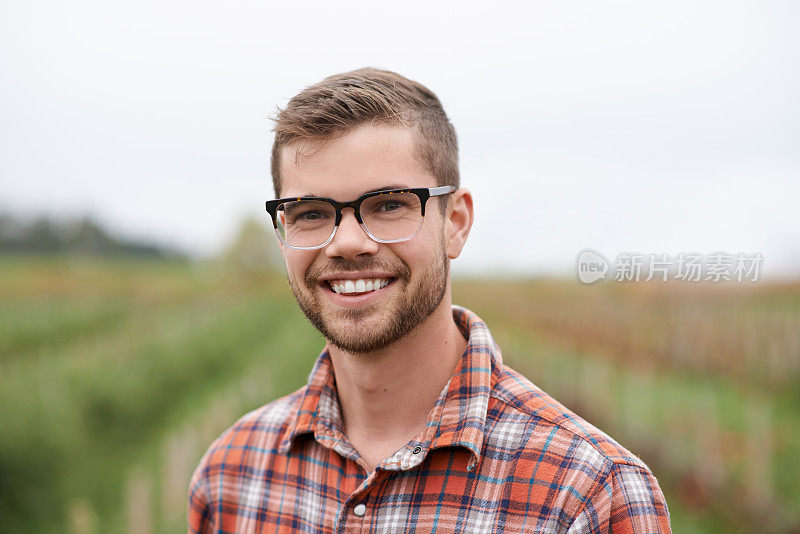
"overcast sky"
1,1,798,276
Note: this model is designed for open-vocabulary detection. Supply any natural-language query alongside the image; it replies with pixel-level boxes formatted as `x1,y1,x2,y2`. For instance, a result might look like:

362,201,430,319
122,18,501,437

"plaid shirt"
188,306,670,533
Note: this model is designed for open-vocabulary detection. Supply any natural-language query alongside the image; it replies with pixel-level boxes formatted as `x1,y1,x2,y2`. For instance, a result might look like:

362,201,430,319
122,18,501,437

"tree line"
0,213,184,259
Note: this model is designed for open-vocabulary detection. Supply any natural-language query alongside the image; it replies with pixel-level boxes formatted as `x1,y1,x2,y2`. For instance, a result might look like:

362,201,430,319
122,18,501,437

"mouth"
324,277,397,296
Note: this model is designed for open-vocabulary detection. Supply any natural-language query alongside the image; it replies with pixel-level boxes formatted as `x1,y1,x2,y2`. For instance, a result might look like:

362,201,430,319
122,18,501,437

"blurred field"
1,256,799,533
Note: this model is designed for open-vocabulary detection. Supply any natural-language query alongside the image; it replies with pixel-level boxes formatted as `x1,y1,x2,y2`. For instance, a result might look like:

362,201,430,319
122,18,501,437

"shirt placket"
338,441,435,533
335,468,389,533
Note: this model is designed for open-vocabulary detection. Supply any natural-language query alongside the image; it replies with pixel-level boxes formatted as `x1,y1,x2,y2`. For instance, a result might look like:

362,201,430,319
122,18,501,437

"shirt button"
353,503,367,517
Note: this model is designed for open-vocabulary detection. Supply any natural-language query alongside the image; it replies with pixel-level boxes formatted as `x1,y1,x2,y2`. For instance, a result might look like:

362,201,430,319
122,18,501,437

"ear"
444,188,474,260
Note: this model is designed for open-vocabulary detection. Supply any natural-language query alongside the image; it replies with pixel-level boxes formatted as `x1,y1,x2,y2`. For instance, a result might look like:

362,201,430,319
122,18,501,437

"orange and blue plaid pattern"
188,306,671,533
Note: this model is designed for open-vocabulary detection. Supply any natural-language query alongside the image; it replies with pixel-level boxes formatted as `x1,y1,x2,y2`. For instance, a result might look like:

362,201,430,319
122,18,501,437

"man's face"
278,124,450,354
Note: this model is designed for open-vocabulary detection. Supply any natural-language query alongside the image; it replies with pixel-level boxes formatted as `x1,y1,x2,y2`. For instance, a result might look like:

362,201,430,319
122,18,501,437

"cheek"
394,233,444,274
284,250,315,280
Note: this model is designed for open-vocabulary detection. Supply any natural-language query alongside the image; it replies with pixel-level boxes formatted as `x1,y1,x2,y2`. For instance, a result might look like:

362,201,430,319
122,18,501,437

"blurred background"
1,1,798,532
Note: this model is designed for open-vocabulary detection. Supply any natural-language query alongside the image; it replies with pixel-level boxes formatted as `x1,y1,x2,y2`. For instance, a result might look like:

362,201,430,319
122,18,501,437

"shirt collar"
279,305,503,470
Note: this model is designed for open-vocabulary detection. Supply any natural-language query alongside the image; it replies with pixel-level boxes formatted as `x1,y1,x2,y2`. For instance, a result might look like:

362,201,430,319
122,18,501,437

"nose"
324,208,379,260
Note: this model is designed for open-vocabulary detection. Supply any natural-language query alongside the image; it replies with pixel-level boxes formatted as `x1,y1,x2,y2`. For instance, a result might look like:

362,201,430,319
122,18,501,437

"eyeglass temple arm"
429,185,456,196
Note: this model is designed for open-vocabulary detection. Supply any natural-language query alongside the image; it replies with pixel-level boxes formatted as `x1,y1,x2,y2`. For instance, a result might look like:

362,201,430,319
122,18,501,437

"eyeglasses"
265,186,456,250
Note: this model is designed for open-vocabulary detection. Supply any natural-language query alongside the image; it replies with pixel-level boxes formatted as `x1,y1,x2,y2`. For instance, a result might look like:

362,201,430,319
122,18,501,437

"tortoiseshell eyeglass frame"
265,186,456,250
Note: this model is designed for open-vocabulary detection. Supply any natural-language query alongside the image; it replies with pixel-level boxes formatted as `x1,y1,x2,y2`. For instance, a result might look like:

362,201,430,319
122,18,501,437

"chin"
290,250,449,354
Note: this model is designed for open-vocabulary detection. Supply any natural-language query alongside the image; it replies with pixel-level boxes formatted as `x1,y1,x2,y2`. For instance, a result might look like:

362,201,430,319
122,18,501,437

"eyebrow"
299,184,410,199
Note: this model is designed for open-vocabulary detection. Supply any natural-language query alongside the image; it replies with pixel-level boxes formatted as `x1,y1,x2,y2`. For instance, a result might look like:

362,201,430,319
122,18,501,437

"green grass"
0,257,320,532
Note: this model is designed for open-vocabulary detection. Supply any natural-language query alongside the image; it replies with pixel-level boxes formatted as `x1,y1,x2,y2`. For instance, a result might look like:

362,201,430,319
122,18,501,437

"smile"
327,278,394,295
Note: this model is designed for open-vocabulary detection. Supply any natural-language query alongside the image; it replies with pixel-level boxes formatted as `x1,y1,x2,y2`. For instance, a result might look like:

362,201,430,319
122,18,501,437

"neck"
327,290,467,471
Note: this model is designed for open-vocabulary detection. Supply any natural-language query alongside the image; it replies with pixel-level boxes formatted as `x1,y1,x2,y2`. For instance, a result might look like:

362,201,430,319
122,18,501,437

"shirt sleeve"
567,462,671,533
187,461,213,534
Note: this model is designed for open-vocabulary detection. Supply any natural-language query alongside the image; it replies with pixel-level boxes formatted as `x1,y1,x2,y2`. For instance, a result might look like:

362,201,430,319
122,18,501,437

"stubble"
288,247,449,354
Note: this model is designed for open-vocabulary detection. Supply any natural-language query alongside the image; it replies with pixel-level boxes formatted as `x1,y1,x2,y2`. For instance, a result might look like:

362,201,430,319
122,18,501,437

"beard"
287,244,449,355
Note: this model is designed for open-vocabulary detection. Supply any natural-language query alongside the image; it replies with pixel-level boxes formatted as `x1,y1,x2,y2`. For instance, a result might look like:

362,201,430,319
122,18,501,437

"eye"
289,209,332,226
362,193,417,218
281,200,333,225
378,200,403,212
299,210,326,221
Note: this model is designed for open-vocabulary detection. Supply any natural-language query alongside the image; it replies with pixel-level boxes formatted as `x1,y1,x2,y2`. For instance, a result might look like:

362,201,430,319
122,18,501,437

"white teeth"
328,277,392,295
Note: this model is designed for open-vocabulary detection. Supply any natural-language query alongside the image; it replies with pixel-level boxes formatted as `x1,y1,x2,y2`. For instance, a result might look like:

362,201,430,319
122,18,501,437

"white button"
353,503,367,517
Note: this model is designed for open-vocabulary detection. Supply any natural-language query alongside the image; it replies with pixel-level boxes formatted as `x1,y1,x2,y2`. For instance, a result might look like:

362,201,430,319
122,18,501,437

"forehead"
279,124,436,199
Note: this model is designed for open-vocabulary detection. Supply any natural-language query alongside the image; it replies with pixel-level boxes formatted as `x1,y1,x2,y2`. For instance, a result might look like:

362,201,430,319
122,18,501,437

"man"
188,68,671,533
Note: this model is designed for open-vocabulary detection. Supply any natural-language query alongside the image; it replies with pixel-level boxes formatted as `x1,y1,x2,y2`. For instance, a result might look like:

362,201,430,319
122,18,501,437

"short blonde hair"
271,68,459,197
